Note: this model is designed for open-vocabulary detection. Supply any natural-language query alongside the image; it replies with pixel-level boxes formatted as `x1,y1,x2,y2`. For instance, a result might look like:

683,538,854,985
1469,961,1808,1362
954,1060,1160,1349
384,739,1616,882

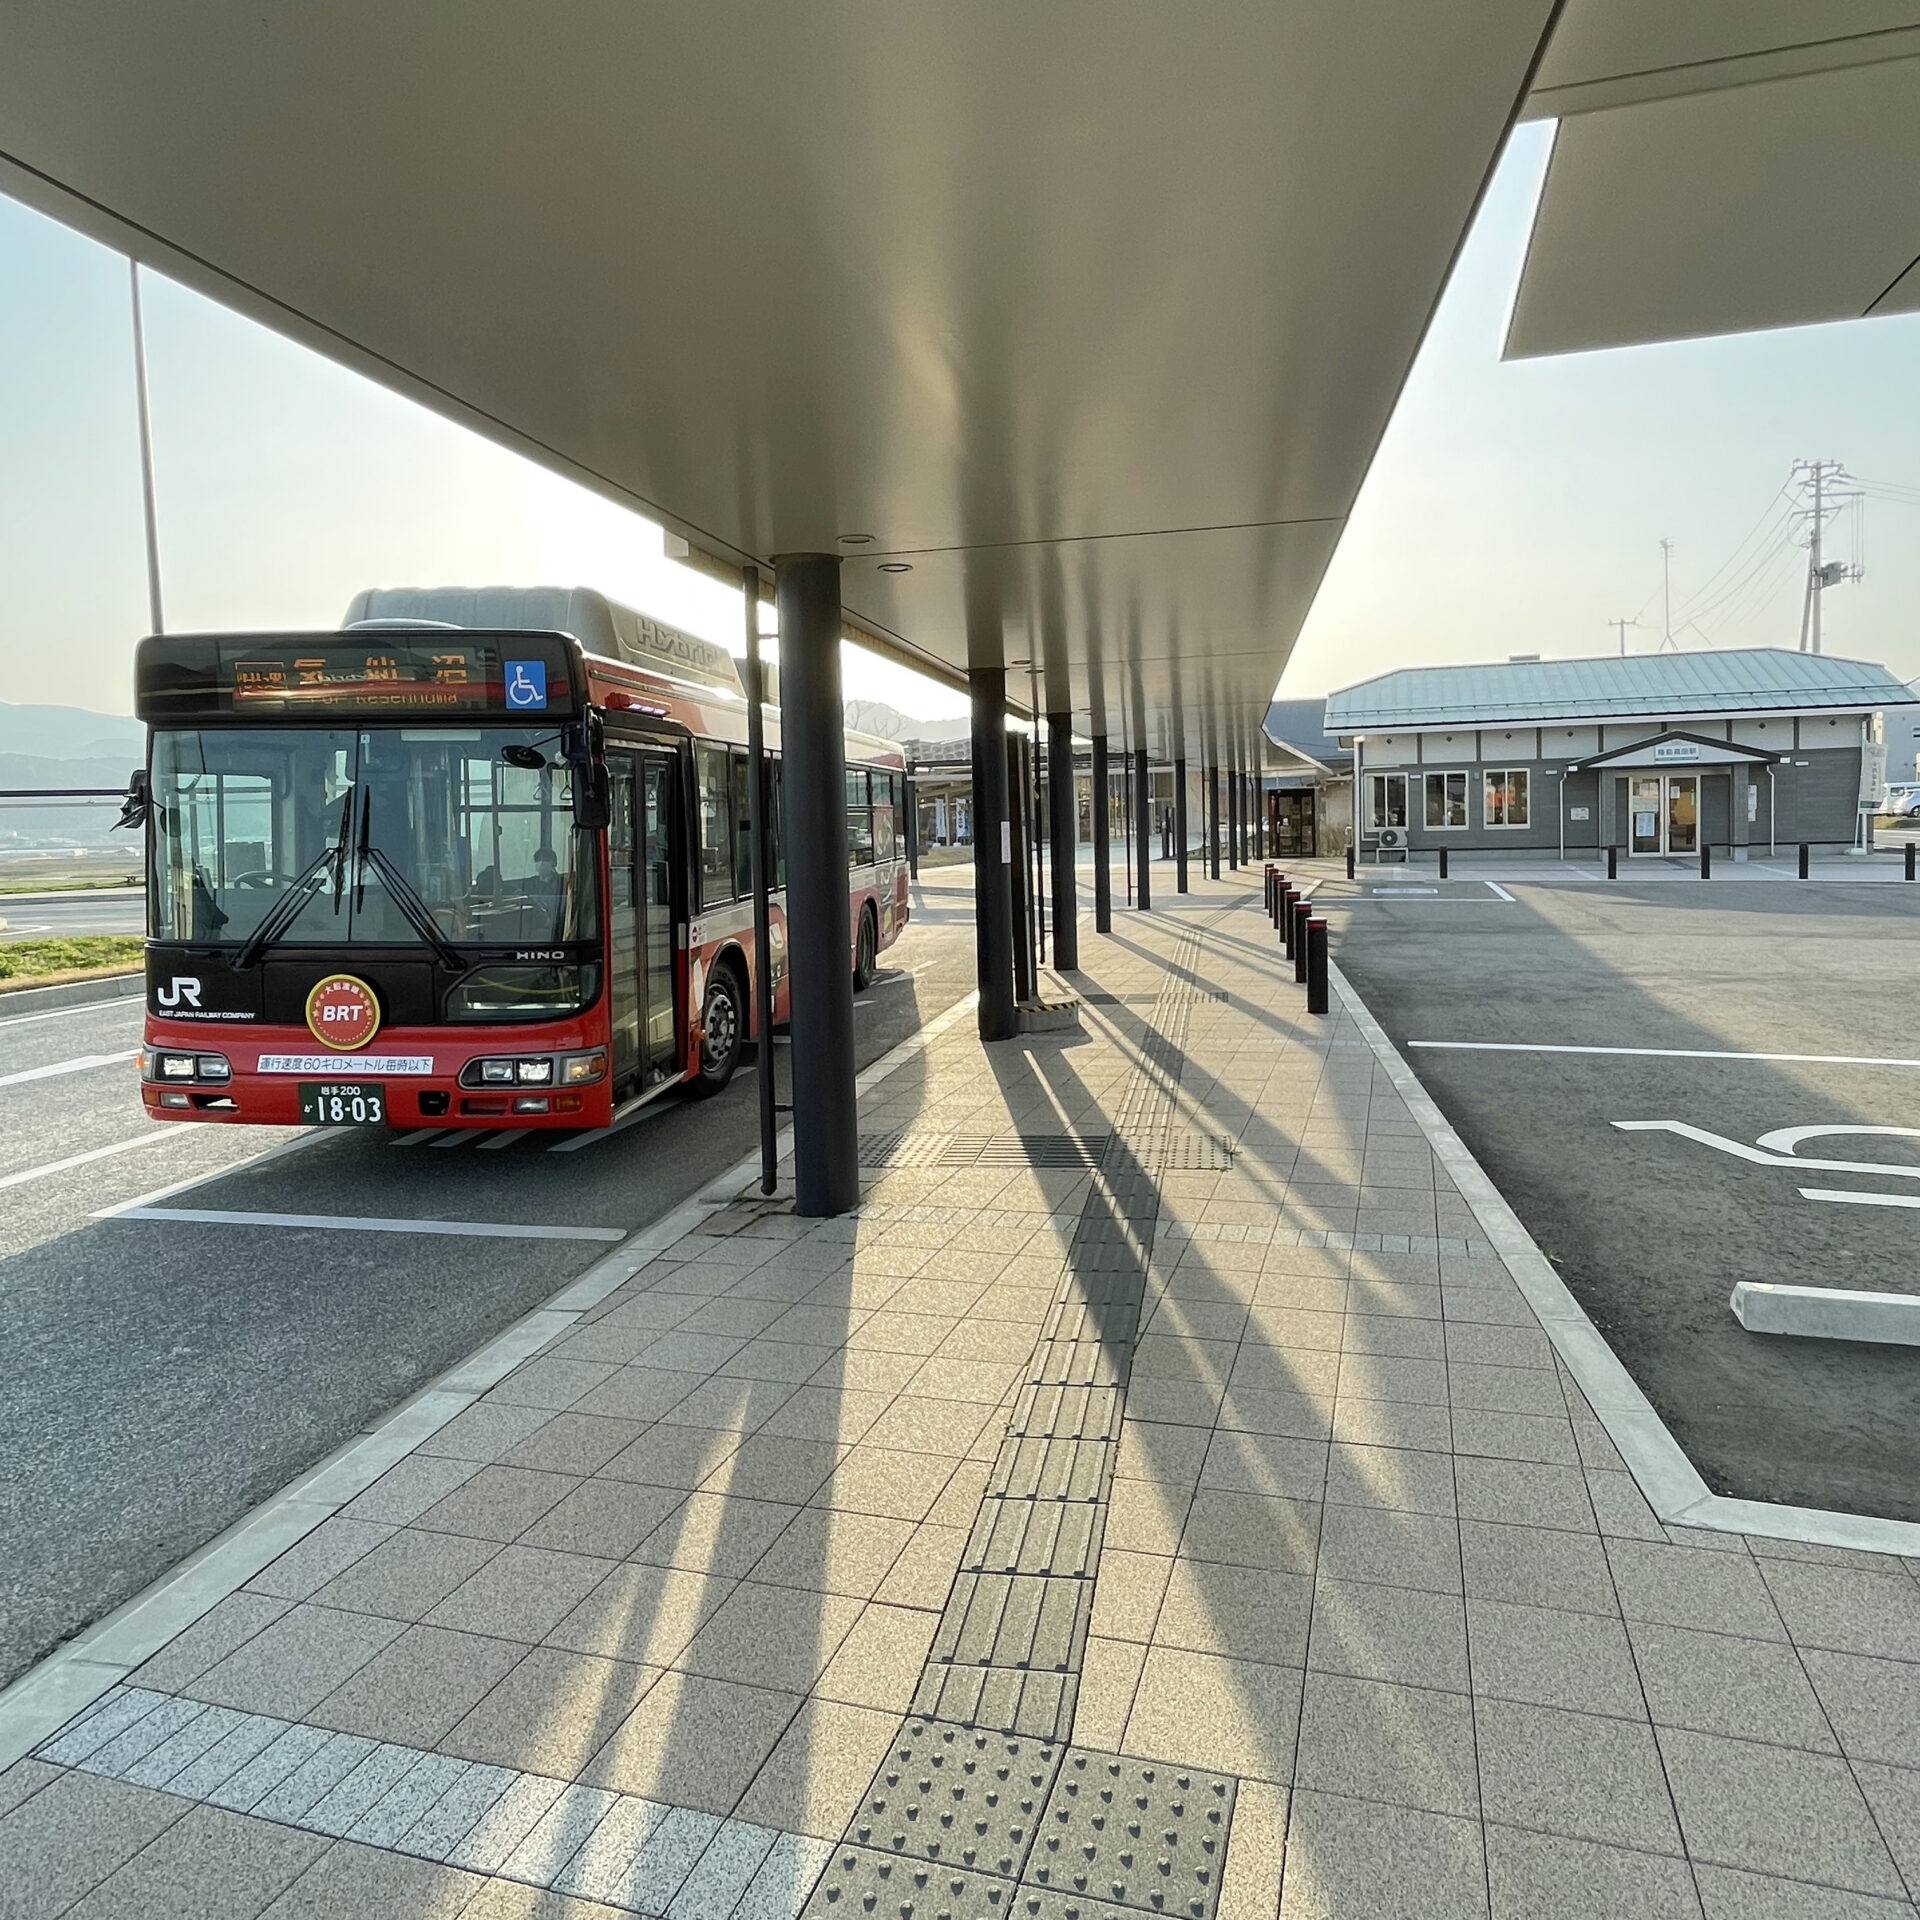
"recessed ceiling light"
838,534,875,546
878,562,912,574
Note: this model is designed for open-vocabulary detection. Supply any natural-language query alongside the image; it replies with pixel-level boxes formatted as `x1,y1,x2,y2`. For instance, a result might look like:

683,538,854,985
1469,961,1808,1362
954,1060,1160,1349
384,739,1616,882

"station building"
1325,649,1918,861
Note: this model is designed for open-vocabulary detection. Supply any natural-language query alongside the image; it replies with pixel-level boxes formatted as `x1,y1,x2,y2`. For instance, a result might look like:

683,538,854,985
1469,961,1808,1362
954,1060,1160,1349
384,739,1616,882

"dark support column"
1092,735,1112,934
1133,746,1153,910
1008,734,1035,1000
1048,711,1078,968
904,756,919,879
969,667,1017,1042
1228,769,1240,870
1171,756,1188,894
776,553,857,1216
1208,764,1221,879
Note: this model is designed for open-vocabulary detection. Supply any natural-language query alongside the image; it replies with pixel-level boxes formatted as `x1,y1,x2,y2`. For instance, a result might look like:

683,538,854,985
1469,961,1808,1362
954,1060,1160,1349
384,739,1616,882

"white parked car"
1883,783,1920,818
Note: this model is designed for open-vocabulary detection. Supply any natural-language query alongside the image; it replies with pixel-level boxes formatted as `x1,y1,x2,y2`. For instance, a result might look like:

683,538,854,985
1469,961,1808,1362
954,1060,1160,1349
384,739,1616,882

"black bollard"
1799,843,1810,879
1281,889,1296,957
1293,900,1311,983
1700,842,1711,880
1272,874,1286,928
1346,845,1356,881
1907,842,1916,882
1606,845,1617,881
1438,846,1449,881
1306,917,1329,1015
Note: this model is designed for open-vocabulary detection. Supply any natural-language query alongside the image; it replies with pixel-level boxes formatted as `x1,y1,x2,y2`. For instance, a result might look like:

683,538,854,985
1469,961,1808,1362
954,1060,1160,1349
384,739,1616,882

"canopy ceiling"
1508,1,1920,357
0,1,1562,756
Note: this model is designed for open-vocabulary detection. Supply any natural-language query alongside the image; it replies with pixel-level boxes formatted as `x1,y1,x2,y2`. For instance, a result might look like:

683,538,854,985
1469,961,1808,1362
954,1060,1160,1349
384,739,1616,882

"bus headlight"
460,1056,559,1088
147,1050,230,1083
561,1050,607,1086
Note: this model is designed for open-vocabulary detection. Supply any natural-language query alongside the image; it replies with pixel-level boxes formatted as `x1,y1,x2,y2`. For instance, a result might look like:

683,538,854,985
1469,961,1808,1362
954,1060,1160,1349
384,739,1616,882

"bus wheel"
695,964,743,1093
853,908,877,992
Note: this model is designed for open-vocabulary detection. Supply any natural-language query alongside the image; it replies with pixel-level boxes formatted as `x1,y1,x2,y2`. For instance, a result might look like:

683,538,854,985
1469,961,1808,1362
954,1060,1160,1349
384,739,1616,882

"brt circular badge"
306,974,381,1051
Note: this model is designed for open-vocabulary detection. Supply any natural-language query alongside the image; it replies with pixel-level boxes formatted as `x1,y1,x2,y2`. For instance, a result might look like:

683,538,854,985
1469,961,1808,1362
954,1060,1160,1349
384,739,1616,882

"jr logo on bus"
305,974,381,1051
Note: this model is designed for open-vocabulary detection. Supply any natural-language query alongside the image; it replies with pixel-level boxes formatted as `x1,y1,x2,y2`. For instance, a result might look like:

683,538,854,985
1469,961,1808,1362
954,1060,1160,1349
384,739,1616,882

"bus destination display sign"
233,642,501,713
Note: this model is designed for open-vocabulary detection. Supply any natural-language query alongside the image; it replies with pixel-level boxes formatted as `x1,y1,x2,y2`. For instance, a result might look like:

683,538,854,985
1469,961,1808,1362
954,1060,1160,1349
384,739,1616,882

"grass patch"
0,936,145,989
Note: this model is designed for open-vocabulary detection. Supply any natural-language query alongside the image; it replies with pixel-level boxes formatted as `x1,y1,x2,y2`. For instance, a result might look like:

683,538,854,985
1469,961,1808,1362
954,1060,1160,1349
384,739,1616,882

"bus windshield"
151,726,599,950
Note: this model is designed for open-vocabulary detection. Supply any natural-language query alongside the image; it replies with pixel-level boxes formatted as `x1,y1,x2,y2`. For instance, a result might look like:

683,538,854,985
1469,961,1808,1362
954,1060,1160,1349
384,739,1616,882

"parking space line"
96,1206,628,1241
0,1130,180,1194
0,1050,139,1089
1410,1041,1920,1068
1801,1188,1920,1212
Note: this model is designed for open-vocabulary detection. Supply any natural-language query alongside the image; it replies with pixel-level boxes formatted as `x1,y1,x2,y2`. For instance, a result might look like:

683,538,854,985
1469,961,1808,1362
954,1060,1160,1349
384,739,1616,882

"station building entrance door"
1628,774,1699,855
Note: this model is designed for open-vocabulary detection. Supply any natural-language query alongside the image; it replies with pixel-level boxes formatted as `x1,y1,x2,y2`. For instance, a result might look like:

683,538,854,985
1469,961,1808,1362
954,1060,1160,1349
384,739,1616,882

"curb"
0,986,981,1772
0,971,143,1017
1329,959,1920,1561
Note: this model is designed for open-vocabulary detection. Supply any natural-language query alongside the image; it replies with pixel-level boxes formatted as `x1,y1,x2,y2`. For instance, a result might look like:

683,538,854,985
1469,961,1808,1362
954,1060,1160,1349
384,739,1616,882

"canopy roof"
0,1,1562,756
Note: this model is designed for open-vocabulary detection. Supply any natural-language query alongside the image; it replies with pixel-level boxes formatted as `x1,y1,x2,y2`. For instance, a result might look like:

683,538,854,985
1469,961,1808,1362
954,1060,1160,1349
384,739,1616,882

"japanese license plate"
299,1081,387,1125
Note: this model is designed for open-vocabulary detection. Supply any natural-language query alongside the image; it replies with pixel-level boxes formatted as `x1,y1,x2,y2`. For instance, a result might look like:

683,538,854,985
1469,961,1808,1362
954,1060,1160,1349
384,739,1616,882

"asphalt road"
1326,874,1920,1523
0,888,147,942
0,876,978,1688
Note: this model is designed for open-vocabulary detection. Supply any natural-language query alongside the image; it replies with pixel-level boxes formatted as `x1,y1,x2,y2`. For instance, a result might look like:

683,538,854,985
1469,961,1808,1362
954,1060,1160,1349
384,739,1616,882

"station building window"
1484,767,1530,827
1367,772,1407,830
1424,771,1467,829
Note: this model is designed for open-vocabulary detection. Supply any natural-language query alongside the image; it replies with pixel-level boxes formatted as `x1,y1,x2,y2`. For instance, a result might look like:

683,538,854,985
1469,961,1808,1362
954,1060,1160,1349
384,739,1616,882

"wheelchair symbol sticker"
504,659,547,710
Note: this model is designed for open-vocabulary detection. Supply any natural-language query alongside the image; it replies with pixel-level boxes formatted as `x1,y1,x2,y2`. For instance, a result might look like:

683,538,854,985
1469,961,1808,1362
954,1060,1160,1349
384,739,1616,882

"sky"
2,120,1917,722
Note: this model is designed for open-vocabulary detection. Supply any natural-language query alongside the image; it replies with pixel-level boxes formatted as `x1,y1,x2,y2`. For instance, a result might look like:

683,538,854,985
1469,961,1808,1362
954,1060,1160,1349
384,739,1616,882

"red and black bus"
134,586,907,1132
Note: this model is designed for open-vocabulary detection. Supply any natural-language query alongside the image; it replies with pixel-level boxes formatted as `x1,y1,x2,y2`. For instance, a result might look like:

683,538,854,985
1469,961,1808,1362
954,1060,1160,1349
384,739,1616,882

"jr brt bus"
131,586,908,1132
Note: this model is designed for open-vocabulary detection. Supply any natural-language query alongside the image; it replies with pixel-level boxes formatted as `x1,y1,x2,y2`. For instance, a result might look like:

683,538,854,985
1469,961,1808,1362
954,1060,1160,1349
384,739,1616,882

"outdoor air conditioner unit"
1377,827,1405,849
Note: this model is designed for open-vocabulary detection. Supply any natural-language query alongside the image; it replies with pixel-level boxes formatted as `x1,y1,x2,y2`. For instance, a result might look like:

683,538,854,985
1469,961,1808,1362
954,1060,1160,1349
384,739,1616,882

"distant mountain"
0,703,144,763
843,699,968,745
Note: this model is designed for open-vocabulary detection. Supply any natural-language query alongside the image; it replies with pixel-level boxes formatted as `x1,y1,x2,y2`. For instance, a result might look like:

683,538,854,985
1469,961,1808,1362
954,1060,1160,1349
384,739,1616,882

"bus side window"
696,744,733,908
768,755,785,890
730,750,753,899
846,768,873,869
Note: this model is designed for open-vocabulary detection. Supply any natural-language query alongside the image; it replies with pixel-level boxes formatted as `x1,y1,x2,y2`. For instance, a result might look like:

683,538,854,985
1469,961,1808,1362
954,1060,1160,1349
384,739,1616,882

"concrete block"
1731,1283,1920,1347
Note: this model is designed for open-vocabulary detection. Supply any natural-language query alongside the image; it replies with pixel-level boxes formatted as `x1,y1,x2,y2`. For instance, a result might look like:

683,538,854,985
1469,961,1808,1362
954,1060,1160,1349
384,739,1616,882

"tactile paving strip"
801,1845,1024,1920
845,1721,1062,1876
1028,1753,1235,1920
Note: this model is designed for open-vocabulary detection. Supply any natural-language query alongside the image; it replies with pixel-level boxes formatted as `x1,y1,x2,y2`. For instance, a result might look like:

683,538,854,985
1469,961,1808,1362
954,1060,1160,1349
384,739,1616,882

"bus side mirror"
114,768,150,831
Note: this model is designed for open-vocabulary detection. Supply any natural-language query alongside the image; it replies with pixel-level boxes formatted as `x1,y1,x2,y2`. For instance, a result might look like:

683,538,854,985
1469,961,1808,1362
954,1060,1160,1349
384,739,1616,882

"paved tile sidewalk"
8,874,1920,1918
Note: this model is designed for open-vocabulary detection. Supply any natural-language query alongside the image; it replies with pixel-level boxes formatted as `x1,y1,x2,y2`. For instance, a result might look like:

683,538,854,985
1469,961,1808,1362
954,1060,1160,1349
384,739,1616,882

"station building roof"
1262,698,1350,774
1325,648,1920,735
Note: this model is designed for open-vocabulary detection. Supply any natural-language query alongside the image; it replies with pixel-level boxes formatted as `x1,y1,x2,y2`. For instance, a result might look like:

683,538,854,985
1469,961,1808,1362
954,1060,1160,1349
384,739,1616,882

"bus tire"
853,907,877,992
694,960,744,1094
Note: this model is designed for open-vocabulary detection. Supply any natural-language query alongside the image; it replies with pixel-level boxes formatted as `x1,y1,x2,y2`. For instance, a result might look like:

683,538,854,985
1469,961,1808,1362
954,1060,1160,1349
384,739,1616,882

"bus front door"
608,747,684,1097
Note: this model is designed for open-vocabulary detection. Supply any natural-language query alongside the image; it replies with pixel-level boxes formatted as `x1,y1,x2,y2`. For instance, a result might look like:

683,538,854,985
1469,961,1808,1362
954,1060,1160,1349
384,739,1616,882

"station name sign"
1653,741,1701,762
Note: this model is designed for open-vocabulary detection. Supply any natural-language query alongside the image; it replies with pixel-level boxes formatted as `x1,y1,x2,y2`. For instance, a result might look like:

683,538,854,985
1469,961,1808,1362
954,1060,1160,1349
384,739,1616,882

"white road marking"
0,1129,178,1193
0,1049,139,1089
1612,1120,1920,1182
1413,1041,1920,1069
1371,888,1437,897
549,1095,676,1152
476,1130,527,1151
0,996,144,1032
98,1207,628,1240
1800,1188,1920,1212
390,1127,442,1147
432,1127,480,1148
1484,881,1517,901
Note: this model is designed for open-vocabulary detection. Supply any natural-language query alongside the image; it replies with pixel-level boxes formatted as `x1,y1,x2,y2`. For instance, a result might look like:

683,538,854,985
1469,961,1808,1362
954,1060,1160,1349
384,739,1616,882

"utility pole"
130,261,165,634
1792,459,1862,654
1609,616,1643,657
1658,538,1674,651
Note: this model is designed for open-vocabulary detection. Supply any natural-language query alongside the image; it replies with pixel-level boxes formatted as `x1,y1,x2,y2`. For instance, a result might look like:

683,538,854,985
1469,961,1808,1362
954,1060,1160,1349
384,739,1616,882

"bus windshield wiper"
355,796,465,970
235,789,355,968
